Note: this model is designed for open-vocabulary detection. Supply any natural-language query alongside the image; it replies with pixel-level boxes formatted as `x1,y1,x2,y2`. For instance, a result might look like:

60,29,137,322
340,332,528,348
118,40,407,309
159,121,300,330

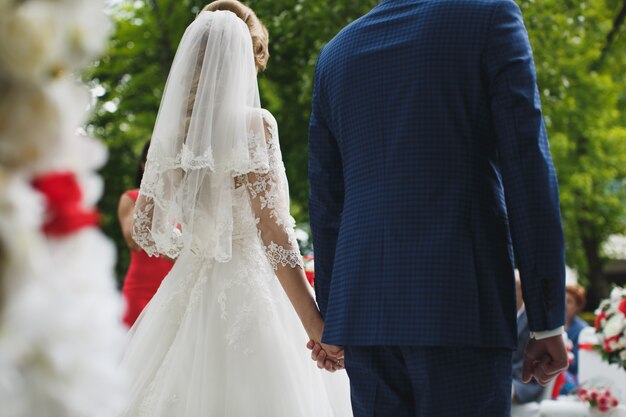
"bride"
120,1,351,416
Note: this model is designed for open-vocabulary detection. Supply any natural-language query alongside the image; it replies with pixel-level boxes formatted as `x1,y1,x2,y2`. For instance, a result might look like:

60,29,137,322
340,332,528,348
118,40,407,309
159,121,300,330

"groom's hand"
306,340,345,372
522,335,569,386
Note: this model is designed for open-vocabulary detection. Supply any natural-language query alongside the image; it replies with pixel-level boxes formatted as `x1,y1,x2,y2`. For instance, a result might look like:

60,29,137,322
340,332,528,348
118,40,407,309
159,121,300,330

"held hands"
522,334,569,386
304,317,345,372
306,340,345,373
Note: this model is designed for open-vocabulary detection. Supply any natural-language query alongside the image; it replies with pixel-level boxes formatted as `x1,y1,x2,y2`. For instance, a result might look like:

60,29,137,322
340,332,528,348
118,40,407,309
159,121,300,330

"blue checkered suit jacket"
308,0,565,348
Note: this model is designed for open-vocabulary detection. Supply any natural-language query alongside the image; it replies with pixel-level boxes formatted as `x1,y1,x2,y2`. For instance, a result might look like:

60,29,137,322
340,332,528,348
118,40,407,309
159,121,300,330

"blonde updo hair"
202,0,269,72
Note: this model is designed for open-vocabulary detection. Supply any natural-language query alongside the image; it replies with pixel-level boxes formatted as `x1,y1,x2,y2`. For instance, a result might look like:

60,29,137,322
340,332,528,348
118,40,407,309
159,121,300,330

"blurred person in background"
117,141,173,327
561,283,588,391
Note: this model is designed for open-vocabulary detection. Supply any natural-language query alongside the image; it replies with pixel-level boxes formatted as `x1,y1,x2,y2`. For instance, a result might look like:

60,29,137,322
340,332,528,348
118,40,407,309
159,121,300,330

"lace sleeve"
241,113,303,271
132,192,158,257
132,192,183,259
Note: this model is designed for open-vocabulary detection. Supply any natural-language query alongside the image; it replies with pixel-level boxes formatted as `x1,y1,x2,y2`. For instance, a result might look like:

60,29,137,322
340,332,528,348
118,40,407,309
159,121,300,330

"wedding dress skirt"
121,189,351,417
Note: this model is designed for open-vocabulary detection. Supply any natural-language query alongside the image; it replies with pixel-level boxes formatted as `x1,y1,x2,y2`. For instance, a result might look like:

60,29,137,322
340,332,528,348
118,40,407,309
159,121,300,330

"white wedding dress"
120,109,352,417
120,12,351,415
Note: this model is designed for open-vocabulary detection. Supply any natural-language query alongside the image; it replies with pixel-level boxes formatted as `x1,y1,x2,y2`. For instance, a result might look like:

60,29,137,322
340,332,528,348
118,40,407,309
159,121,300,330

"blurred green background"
88,0,626,310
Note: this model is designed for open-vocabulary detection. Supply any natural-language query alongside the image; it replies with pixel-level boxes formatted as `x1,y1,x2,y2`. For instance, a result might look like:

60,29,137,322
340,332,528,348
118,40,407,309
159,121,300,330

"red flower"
619,299,626,316
603,335,620,353
32,172,100,237
598,395,609,407
595,310,607,330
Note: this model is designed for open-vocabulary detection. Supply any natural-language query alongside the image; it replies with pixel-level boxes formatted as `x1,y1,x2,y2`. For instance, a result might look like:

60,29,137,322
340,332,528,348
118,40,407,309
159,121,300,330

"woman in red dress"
117,141,174,327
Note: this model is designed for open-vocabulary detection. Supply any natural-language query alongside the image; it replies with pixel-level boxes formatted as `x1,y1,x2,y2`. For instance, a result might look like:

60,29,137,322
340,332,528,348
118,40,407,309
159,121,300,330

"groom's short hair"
201,0,269,72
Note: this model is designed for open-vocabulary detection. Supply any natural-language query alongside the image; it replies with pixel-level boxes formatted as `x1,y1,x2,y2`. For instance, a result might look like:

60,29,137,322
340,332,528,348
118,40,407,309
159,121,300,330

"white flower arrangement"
0,179,127,417
595,287,626,371
0,0,110,85
0,80,60,169
0,1,127,416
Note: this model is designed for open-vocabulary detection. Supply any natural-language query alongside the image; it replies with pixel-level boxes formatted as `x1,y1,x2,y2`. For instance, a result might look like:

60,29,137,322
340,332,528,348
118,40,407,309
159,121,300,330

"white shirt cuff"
530,326,564,340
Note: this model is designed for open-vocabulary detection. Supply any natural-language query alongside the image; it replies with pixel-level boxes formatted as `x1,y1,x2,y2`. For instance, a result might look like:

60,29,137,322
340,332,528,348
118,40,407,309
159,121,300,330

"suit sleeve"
484,0,565,332
308,54,344,318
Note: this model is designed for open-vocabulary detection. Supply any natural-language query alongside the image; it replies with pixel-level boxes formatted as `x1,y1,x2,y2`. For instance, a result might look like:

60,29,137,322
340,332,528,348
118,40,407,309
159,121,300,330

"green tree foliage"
521,0,626,304
90,0,626,303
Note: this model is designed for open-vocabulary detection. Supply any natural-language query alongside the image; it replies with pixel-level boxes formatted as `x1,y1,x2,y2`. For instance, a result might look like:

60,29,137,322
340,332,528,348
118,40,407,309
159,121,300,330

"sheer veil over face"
132,10,270,261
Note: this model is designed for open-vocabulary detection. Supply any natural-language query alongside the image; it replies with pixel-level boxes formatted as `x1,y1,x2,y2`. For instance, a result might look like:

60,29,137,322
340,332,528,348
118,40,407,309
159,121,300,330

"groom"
308,0,568,416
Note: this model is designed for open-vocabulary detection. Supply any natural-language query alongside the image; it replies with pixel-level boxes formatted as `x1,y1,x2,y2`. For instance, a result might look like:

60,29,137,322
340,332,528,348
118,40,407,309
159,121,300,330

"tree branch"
594,0,626,70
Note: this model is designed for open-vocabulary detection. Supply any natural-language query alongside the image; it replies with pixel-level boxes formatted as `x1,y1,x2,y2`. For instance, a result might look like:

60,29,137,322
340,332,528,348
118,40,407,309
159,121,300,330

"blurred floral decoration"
577,386,620,414
0,1,127,416
295,227,313,286
594,287,626,371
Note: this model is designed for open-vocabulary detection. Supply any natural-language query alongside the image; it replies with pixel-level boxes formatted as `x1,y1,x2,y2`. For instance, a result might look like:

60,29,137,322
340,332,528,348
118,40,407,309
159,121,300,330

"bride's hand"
304,315,344,371
306,340,345,372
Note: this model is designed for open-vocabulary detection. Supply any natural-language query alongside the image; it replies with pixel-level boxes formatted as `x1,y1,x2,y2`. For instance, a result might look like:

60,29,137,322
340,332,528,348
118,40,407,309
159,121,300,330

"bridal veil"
132,10,270,262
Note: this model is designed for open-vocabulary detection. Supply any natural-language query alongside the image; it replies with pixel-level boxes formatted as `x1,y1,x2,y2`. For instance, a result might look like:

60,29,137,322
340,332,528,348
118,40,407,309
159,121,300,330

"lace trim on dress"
151,142,214,172
264,241,304,270
150,128,270,175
